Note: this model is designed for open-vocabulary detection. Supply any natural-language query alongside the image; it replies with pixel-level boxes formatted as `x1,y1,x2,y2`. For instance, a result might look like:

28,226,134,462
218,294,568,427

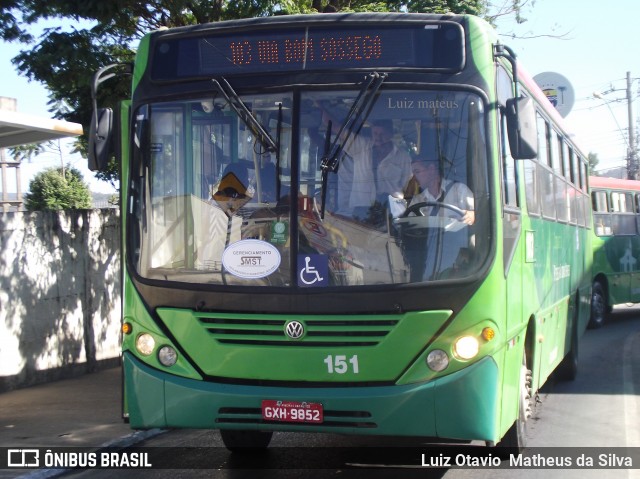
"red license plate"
261,400,324,424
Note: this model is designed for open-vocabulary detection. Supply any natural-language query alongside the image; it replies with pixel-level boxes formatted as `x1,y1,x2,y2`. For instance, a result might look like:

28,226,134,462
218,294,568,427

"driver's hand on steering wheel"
461,209,475,226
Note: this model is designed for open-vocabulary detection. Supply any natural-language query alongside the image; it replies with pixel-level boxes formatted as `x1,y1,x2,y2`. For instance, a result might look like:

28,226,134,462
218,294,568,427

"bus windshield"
130,87,490,287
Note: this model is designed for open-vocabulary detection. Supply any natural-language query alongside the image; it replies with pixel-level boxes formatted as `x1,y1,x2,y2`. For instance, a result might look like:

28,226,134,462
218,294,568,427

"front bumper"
124,351,499,442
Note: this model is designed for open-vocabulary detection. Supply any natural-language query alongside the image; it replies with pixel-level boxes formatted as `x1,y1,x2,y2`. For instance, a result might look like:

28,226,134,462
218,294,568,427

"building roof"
0,109,83,149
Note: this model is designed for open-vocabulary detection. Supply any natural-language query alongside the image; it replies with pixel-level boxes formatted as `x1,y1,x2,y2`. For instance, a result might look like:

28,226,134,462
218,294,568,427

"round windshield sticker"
222,239,281,279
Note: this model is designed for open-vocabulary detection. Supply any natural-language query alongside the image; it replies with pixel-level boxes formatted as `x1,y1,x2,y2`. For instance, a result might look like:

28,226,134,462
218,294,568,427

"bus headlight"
158,346,178,367
136,333,155,356
454,336,480,360
426,349,449,372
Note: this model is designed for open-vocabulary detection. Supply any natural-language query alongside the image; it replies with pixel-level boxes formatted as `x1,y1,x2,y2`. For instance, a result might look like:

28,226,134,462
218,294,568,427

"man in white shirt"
406,156,475,280
408,157,474,225
337,120,412,218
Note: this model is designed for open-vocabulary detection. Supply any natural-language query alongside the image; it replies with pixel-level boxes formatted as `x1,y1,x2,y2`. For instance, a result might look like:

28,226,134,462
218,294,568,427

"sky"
492,0,640,174
0,20,114,195
1,0,639,193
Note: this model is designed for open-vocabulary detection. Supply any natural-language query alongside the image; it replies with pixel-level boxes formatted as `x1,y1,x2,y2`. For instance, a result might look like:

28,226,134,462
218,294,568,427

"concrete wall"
0,209,121,391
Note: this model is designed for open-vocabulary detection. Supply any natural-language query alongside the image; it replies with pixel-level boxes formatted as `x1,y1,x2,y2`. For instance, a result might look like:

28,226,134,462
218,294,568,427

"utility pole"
594,73,639,180
626,71,638,180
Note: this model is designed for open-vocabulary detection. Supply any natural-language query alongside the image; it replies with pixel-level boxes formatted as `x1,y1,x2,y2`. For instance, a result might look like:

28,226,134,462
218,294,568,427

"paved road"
0,308,640,479
52,306,640,479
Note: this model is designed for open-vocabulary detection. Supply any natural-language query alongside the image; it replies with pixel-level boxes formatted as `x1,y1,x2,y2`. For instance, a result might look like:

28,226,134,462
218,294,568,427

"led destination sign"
151,23,464,80
225,33,383,67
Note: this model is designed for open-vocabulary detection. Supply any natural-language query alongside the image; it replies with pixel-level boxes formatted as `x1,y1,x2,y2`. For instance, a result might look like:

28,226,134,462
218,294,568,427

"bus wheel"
589,282,607,329
220,429,273,452
497,352,532,452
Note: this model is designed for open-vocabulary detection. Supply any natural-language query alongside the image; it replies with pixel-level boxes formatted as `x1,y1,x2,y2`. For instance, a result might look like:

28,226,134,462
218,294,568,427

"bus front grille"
196,316,399,347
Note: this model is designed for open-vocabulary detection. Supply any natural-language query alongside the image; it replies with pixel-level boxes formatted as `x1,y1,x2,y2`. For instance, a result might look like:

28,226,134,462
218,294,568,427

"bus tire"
589,281,607,329
220,429,273,452
497,351,532,453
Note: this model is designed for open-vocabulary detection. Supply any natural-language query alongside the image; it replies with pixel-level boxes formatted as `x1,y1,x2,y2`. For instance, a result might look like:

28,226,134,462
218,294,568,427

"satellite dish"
533,71,575,118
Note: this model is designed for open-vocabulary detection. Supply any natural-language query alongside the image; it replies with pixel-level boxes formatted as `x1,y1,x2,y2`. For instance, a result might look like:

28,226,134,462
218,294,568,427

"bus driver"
406,155,475,280
408,156,475,225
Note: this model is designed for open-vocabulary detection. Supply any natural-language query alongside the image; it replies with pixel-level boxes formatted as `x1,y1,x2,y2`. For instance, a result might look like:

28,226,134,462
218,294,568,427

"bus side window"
499,104,520,273
535,117,554,220
581,161,590,226
523,160,539,216
500,111,519,208
611,191,636,235
592,190,611,236
635,193,640,234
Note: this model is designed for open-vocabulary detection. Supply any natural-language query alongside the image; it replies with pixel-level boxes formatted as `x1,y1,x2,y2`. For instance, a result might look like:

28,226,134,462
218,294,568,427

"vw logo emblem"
285,321,305,339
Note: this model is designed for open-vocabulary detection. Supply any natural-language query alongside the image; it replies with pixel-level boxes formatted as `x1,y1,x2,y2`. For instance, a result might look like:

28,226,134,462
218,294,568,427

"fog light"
454,336,479,360
158,346,178,367
136,333,155,356
426,349,449,372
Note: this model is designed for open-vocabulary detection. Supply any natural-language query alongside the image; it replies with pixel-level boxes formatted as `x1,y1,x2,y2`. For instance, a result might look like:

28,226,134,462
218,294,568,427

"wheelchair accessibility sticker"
298,254,328,287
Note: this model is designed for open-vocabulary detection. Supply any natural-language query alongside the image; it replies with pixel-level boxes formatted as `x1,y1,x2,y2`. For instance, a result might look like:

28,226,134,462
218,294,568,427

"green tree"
3,0,514,185
588,152,600,175
9,143,45,163
24,165,92,211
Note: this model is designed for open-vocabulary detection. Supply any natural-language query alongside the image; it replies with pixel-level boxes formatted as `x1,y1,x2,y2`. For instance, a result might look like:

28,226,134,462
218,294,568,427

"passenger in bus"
371,120,413,201
336,119,412,219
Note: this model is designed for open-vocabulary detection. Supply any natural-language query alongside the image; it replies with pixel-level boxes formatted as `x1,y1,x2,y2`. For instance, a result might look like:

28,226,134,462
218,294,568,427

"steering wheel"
401,201,465,218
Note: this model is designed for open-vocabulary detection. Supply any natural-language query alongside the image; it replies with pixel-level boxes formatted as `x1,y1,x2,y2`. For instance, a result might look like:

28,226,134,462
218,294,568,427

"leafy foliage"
9,143,45,162
2,0,494,186
588,152,599,175
24,165,92,211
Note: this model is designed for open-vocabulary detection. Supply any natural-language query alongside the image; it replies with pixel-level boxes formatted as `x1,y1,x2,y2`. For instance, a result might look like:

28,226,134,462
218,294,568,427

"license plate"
261,400,324,424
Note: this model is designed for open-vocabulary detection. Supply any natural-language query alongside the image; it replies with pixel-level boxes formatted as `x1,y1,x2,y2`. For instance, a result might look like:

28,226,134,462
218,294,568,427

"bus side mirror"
506,96,538,160
88,107,114,171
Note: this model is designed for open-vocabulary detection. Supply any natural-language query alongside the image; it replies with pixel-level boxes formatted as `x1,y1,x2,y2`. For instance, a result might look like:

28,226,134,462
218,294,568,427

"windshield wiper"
212,77,278,154
319,72,387,219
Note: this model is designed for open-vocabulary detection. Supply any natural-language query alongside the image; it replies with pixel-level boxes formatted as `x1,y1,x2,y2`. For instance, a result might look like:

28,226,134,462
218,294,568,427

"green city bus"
88,12,592,450
590,175,640,328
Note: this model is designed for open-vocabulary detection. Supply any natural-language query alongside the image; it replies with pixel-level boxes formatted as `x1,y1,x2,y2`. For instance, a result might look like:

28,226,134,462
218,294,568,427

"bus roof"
516,66,588,158
589,175,640,192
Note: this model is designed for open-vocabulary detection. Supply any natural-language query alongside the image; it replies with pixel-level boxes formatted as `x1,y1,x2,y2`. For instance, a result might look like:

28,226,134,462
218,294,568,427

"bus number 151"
324,354,359,374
